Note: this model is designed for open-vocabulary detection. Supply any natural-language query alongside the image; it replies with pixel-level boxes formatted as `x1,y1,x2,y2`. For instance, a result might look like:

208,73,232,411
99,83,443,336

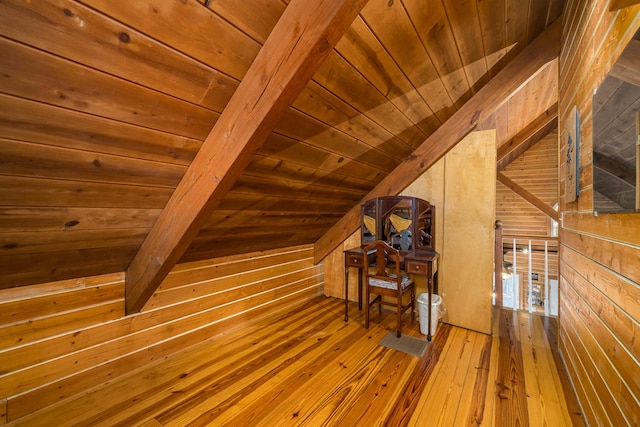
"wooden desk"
343,247,439,339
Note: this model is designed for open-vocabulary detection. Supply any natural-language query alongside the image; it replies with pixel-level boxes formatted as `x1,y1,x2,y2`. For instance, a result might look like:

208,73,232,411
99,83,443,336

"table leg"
427,275,432,341
433,271,438,295
358,267,363,311
344,266,349,321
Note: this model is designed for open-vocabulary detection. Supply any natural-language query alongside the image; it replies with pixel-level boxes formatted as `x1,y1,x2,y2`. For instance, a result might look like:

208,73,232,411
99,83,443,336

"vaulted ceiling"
0,0,563,308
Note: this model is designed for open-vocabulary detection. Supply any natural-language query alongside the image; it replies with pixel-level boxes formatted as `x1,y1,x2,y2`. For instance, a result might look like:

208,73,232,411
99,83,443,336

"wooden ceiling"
0,0,563,297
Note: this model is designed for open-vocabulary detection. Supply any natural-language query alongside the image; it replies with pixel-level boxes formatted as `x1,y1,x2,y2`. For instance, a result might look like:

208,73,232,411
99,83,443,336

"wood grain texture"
0,95,201,165
1,297,583,426
610,0,640,9
543,315,586,425
125,0,369,314
494,309,530,425
0,245,322,420
0,0,565,288
315,19,561,263
440,130,496,334
497,104,558,171
0,0,223,104
497,173,559,221
558,4,640,423
0,37,218,139
497,133,559,237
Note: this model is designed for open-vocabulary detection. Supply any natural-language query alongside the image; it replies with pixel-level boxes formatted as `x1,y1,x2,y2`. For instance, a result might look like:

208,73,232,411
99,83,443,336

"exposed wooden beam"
496,104,558,171
314,18,562,263
609,0,640,10
635,111,640,212
593,152,636,186
125,0,368,314
497,173,559,222
609,39,640,87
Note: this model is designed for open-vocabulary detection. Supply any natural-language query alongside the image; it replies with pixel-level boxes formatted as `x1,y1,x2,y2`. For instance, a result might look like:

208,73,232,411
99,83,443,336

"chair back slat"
362,240,416,337
364,240,402,286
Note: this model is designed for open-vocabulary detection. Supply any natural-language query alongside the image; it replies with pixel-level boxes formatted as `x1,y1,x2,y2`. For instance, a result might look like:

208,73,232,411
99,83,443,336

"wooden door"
440,130,496,334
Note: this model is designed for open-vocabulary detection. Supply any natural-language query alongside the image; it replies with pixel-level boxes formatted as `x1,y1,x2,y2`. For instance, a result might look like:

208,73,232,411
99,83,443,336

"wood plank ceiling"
0,0,564,292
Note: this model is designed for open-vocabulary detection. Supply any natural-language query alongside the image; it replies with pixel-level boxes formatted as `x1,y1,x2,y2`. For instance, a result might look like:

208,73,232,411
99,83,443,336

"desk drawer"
406,260,428,275
346,255,364,267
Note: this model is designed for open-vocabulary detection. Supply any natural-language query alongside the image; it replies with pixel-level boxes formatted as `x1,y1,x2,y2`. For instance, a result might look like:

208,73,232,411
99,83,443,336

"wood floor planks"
520,311,573,426
494,308,530,425
7,299,583,426
543,315,586,426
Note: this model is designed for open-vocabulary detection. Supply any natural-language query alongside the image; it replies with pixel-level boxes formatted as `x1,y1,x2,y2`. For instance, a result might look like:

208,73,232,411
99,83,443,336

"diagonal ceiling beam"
609,39,640,87
314,17,561,263
609,0,640,11
496,103,558,171
125,0,369,314
497,173,559,222
593,152,636,186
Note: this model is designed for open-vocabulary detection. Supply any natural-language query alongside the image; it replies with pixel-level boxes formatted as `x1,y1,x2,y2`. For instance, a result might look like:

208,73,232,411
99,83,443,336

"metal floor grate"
378,332,429,357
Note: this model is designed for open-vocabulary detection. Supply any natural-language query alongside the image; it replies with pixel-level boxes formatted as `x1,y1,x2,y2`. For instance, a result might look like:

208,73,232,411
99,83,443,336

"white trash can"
417,293,445,336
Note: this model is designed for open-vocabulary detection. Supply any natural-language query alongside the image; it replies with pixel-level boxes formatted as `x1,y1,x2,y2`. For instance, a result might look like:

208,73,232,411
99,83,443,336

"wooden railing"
494,229,559,316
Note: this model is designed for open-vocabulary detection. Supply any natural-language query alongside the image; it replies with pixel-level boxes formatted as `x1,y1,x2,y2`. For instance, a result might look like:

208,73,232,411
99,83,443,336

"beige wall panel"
326,131,496,334
402,159,445,296
440,130,496,334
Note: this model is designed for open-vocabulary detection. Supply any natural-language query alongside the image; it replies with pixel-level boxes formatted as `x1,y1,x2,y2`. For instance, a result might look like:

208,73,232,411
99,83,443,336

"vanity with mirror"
592,27,640,213
343,196,439,338
360,195,435,253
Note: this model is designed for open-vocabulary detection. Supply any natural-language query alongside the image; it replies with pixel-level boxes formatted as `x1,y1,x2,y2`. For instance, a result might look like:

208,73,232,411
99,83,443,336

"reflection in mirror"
384,199,413,250
593,28,640,213
362,199,377,243
360,196,436,253
416,205,433,249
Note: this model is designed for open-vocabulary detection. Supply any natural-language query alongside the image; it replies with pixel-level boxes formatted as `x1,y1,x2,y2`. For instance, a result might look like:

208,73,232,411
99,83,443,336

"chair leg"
397,293,402,338
365,286,370,330
411,287,415,324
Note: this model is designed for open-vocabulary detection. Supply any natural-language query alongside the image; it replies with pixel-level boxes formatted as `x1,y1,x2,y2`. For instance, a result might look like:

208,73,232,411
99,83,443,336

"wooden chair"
364,240,415,337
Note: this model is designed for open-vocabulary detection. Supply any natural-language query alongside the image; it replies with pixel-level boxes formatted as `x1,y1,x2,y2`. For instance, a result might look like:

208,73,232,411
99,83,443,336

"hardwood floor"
10,297,585,426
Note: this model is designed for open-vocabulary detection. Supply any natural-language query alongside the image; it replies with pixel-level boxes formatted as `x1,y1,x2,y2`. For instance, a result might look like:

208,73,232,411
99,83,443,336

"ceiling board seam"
358,4,445,126
312,49,428,147
75,0,259,84
275,109,407,164
440,0,484,97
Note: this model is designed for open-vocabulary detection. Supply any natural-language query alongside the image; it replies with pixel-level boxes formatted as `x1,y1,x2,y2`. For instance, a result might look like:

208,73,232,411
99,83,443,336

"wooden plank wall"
559,2,640,425
496,132,559,237
495,129,559,313
503,245,559,279
502,239,559,313
0,244,322,424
